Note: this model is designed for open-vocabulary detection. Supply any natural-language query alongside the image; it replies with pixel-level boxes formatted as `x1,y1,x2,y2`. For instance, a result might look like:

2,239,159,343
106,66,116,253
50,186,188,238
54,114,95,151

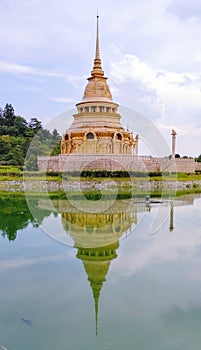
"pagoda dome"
82,76,113,102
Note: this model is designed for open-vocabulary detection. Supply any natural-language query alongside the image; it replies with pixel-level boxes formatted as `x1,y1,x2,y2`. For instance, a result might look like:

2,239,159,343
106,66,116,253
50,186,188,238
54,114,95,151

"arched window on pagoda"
115,133,122,141
86,132,95,140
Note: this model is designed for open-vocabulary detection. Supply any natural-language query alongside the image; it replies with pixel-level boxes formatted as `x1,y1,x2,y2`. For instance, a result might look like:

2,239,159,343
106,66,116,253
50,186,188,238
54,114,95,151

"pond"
0,193,201,350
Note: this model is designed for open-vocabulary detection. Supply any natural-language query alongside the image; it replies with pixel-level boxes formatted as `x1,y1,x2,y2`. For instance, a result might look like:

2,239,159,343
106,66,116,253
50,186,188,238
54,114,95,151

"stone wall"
38,154,197,174
38,156,60,172
175,158,196,173
196,162,201,172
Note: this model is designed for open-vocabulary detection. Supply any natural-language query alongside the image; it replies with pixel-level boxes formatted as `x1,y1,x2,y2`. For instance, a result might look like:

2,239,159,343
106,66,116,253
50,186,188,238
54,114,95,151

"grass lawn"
0,166,201,182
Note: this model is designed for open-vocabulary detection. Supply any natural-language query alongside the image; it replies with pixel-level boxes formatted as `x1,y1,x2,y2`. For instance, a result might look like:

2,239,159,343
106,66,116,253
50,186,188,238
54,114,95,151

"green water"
1,194,201,349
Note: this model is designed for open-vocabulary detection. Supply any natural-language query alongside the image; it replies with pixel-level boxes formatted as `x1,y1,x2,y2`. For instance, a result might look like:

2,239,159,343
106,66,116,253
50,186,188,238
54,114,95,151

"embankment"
0,179,201,194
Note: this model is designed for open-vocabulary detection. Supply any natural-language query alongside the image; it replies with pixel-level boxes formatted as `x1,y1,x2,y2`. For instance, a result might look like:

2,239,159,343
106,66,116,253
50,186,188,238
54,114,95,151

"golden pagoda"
38,16,197,174
61,15,138,156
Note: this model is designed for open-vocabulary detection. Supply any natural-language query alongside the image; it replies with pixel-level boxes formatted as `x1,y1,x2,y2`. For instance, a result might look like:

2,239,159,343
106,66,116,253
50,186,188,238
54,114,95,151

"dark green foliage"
0,194,52,241
148,171,162,177
52,128,60,140
83,190,102,201
80,170,132,178
0,104,61,168
25,154,38,171
65,190,133,201
196,154,201,162
28,117,42,133
62,170,171,179
63,170,149,178
45,171,62,177
2,103,15,126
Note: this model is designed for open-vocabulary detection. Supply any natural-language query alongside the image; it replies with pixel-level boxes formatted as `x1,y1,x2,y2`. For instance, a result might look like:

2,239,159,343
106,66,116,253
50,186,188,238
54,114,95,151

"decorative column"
169,201,174,232
171,129,177,158
135,134,139,156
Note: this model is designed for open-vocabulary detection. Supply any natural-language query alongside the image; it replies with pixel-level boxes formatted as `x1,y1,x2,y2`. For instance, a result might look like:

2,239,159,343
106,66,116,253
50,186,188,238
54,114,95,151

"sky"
0,0,201,157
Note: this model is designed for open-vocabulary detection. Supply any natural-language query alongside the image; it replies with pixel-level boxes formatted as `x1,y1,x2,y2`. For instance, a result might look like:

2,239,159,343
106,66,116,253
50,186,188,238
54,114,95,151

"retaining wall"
38,154,198,173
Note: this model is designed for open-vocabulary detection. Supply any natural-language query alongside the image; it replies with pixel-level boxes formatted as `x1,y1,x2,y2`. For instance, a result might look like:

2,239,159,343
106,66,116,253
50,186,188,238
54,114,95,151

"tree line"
0,103,61,170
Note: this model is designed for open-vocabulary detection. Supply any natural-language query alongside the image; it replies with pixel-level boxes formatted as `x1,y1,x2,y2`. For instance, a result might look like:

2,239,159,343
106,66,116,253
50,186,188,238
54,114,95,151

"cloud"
0,60,86,89
0,254,66,271
110,51,201,132
114,202,201,278
111,54,154,84
0,60,66,78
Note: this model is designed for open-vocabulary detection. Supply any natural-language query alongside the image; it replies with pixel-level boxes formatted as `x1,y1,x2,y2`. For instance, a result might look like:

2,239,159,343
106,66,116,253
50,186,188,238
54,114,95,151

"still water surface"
0,194,201,350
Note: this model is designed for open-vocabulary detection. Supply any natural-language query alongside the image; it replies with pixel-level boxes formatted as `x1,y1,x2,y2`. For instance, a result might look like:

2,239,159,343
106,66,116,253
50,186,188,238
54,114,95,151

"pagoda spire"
91,14,104,77
95,12,100,61
81,258,110,336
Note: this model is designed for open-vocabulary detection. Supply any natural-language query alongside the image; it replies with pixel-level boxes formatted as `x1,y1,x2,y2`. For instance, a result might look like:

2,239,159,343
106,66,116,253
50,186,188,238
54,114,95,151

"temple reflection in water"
44,197,141,335
38,195,194,335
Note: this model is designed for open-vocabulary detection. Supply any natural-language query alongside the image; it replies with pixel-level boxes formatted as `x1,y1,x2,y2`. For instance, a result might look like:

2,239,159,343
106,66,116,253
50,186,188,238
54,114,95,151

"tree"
25,154,38,170
3,103,16,126
0,107,3,125
52,128,60,140
51,140,61,155
196,154,201,162
0,125,9,136
0,136,11,155
28,118,42,133
0,104,61,167
14,116,28,136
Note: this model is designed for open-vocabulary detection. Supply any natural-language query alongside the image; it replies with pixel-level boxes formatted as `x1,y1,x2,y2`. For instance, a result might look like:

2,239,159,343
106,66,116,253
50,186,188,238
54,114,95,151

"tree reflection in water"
0,195,52,241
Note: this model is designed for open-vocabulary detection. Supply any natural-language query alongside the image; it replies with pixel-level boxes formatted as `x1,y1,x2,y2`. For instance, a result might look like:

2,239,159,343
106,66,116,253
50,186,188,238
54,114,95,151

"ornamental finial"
91,14,104,77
